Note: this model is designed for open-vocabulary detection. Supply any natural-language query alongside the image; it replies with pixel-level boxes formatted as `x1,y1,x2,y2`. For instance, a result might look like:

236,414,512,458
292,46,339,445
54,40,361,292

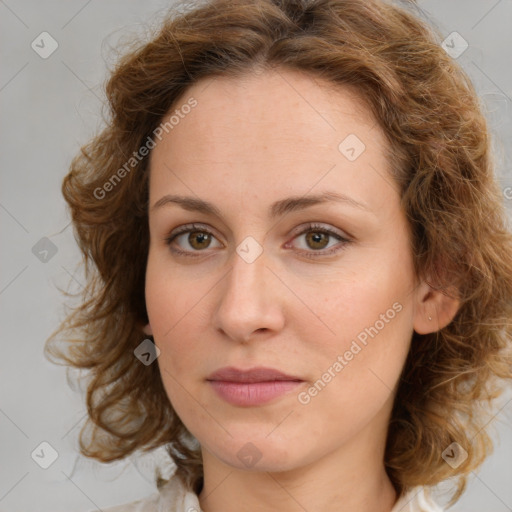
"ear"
413,280,460,335
143,322,153,336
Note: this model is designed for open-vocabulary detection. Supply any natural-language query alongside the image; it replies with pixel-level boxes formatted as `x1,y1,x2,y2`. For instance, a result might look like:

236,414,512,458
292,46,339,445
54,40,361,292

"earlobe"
413,281,460,335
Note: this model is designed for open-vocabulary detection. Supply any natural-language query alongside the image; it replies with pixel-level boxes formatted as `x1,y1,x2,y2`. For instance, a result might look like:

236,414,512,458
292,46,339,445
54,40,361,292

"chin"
200,428,308,473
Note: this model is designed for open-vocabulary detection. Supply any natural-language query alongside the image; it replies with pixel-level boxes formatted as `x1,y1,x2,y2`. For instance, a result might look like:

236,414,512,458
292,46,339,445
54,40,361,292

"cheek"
145,251,196,335
145,258,193,369
294,285,412,447
300,255,414,399
144,252,220,392
311,267,412,349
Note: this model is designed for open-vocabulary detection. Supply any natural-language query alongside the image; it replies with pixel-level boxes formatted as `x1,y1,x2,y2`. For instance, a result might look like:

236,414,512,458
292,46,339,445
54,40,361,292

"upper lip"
207,366,303,383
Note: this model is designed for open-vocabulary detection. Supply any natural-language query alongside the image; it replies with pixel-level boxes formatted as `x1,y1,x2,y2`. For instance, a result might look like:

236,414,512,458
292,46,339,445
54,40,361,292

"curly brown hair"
45,0,512,504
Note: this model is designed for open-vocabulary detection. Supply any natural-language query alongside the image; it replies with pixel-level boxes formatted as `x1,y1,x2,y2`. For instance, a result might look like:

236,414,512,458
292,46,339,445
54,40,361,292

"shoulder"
87,475,202,512
392,487,444,512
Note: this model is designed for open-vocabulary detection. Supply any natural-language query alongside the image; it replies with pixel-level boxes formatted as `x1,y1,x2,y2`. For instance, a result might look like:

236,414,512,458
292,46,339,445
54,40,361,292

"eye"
286,223,351,258
165,223,222,257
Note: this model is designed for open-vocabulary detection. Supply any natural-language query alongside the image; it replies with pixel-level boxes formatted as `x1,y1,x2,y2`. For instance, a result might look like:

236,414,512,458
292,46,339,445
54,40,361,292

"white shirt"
96,473,444,512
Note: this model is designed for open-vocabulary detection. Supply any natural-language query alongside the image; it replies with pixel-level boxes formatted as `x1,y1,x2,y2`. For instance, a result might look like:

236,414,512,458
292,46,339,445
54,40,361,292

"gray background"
1,1,511,511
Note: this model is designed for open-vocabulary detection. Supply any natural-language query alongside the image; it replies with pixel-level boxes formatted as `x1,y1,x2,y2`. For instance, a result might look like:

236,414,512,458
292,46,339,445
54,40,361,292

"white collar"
155,475,444,512
103,473,443,512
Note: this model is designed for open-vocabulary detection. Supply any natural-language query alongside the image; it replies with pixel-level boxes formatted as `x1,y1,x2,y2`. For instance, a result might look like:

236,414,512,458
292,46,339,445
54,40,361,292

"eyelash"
164,222,352,259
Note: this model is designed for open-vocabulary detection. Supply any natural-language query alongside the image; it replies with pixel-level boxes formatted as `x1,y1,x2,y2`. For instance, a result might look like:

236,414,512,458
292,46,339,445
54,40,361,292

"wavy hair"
45,0,512,504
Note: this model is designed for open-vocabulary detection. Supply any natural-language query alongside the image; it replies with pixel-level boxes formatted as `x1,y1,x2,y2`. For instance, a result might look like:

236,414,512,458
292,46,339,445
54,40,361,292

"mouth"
206,366,304,407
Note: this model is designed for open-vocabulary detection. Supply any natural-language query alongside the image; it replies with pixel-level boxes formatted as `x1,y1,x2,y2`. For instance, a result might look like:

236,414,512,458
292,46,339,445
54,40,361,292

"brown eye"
304,231,330,250
187,231,213,250
165,223,222,256
288,223,352,259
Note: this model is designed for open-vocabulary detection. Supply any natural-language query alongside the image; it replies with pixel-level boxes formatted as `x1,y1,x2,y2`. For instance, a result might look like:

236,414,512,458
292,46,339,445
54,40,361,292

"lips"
207,366,302,383
206,366,304,407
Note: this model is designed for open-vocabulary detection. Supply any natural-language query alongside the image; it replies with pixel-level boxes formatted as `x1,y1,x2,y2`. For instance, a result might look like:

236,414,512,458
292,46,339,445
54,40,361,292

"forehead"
148,68,397,208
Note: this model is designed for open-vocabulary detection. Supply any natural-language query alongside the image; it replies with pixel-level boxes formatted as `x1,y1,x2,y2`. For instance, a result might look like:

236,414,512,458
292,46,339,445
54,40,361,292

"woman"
46,0,512,511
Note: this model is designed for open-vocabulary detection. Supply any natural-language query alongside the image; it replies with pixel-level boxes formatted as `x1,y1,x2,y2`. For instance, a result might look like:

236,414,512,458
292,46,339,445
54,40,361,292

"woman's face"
145,68,424,473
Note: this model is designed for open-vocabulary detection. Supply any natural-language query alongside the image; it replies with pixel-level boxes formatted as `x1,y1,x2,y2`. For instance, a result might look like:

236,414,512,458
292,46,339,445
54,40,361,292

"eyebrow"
151,191,372,219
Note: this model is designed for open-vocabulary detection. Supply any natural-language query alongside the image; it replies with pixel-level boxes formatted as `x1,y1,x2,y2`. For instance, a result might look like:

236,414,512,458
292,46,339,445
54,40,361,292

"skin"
144,68,459,512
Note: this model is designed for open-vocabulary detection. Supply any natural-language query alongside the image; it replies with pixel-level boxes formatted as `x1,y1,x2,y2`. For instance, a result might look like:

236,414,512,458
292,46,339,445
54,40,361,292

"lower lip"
208,380,303,406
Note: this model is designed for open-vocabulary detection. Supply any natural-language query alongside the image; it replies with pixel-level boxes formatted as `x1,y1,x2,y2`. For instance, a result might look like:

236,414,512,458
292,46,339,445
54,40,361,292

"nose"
212,246,285,343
